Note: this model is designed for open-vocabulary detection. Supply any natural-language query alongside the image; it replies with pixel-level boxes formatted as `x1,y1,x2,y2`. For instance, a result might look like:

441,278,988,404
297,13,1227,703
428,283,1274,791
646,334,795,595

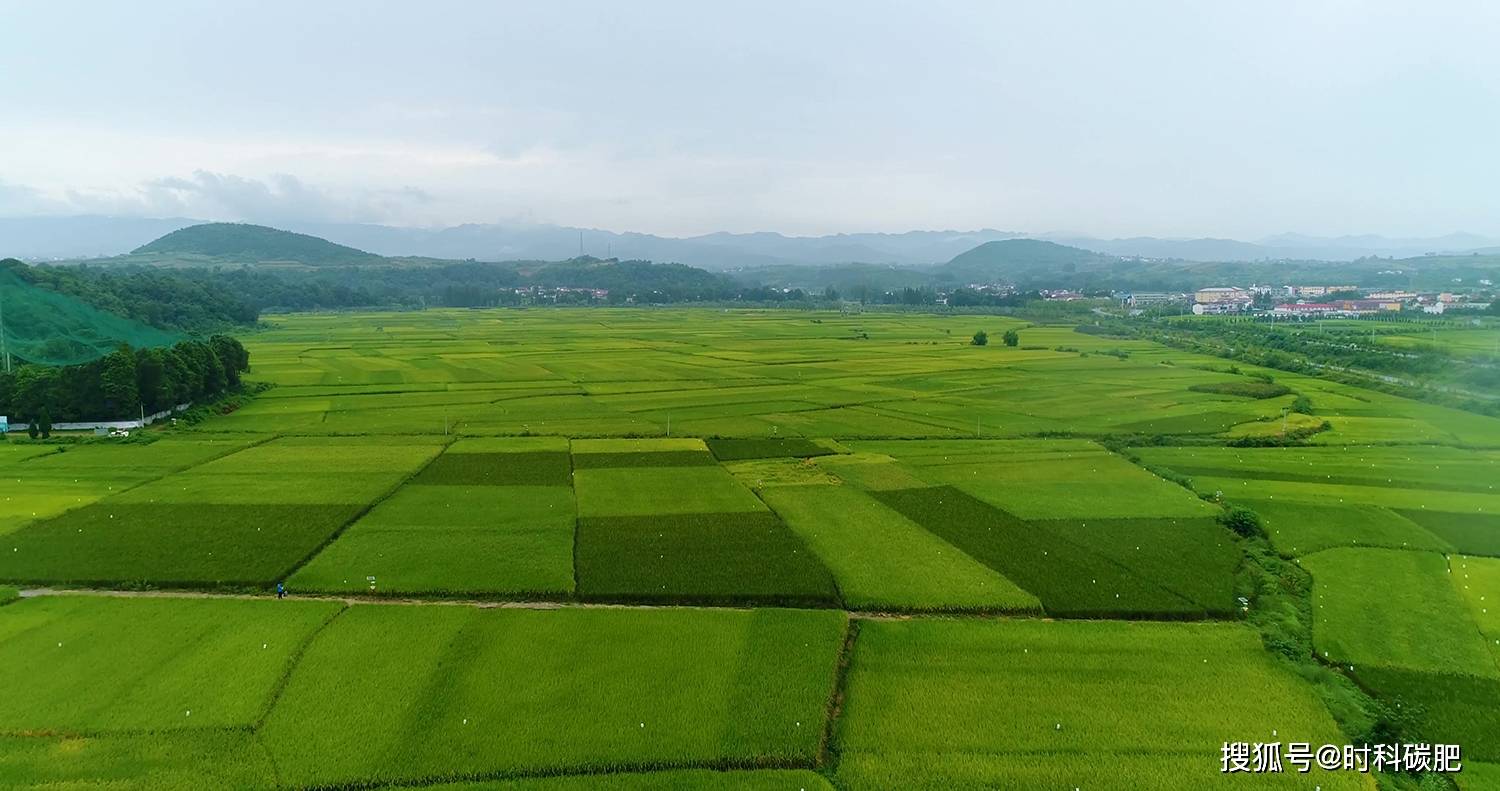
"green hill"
935,239,1113,284
132,223,383,266
0,262,180,366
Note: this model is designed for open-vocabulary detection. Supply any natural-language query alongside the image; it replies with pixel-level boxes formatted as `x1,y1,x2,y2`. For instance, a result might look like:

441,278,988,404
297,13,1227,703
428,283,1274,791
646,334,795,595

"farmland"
2,307,1497,789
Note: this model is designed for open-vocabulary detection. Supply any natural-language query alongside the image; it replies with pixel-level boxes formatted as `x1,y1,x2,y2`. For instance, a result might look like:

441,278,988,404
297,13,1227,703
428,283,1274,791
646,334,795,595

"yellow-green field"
3,307,1495,789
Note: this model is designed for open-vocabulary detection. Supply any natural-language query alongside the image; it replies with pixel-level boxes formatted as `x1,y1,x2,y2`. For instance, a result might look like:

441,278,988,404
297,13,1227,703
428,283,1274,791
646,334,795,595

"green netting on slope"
0,269,181,366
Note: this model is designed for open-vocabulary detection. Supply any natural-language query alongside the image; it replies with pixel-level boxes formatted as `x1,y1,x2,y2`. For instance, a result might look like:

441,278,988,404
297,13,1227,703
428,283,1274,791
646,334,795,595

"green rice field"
3,307,1497,788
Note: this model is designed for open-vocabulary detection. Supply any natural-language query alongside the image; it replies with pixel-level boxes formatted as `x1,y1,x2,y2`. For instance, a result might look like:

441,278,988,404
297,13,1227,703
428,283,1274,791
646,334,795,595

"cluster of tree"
1085,317,1500,417
3,260,259,332
970,329,1020,347
0,336,250,426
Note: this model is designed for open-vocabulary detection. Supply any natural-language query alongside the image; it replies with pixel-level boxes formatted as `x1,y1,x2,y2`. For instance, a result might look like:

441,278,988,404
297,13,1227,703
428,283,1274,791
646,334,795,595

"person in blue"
276,582,286,600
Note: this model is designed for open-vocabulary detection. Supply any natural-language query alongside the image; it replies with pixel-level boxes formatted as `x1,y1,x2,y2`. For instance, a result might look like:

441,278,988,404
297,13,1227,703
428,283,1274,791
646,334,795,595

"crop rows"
0,594,1380,790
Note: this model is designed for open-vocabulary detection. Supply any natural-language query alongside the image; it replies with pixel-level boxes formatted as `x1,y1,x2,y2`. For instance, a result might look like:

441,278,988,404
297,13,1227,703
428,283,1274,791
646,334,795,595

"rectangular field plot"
1133,445,1500,497
0,438,254,537
1239,500,1449,557
1036,517,1240,614
706,438,837,461
1398,510,1500,557
0,437,443,587
855,439,1218,519
575,512,836,605
291,485,575,596
115,436,446,505
0,595,341,733
760,485,1039,612
1300,548,1497,678
0,503,362,586
871,486,1210,617
571,438,717,469
1454,555,1500,673
574,466,766,517
259,606,846,787
1353,667,1500,764
0,731,278,791
413,451,572,486
835,619,1365,791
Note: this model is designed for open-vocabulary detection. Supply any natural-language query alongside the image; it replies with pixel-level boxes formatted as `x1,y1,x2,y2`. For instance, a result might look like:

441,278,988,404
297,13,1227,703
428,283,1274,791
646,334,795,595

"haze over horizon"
3,1,1498,240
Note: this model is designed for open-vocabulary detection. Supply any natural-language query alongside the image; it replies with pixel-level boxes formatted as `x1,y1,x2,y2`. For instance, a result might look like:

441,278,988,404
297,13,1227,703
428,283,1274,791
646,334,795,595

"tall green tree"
99,346,141,418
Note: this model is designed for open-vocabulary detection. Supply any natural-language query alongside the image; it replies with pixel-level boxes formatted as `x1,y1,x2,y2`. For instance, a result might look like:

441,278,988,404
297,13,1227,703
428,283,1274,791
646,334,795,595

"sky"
2,0,1498,239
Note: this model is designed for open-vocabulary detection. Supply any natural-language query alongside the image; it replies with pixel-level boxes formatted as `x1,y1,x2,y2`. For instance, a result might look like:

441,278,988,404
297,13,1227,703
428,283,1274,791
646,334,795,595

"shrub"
971,330,988,346
1218,506,1265,539
1188,380,1292,399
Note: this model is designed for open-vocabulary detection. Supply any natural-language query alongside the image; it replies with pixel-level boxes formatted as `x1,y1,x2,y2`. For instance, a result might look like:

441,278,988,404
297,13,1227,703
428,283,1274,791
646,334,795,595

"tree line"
5,259,259,332
0,336,250,428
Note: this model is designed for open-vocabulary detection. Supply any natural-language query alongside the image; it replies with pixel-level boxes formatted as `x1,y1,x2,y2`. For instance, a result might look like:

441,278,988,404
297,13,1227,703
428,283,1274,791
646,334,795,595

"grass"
0,437,256,537
571,438,717,468
759,484,1040,612
1353,667,1500,763
1299,548,1497,678
290,484,576,596
414,451,573,486
870,486,1203,617
0,503,363,586
571,451,717,469
1457,762,1500,791
290,526,574,596
1244,499,1451,556
107,436,445,507
1134,445,1500,498
834,619,1364,790
0,595,342,732
1398,510,1500,557
0,731,277,790
575,512,837,606
1453,554,1500,664
857,439,1218,520
258,605,847,787
573,467,766,517
416,769,836,789
1036,517,1240,614
705,439,836,461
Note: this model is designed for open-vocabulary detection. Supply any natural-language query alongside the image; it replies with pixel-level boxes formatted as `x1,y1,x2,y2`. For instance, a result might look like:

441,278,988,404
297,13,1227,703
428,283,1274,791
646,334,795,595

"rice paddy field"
2,307,1496,789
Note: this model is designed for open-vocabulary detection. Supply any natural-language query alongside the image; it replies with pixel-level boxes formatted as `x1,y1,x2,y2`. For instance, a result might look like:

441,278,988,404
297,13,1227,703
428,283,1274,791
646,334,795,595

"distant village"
1114,283,1495,317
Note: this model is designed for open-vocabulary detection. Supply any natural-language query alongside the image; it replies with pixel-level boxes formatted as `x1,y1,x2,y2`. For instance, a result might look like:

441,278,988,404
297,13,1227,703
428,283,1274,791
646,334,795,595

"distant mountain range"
7,215,1499,267
13,222,1500,300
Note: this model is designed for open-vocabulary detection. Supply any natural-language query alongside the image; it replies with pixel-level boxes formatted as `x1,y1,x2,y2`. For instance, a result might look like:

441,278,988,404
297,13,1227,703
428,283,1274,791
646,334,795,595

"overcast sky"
2,1,1497,239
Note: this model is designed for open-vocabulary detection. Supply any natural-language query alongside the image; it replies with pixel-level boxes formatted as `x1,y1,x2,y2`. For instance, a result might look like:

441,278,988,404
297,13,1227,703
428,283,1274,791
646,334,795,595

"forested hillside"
0,263,182,366
9,261,259,332
133,223,382,265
